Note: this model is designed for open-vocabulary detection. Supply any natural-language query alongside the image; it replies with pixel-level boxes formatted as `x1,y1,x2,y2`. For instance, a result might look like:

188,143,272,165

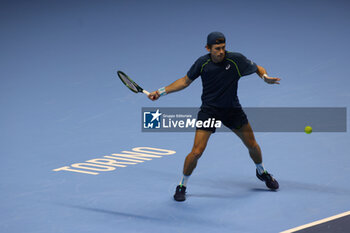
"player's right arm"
148,75,192,101
149,55,205,101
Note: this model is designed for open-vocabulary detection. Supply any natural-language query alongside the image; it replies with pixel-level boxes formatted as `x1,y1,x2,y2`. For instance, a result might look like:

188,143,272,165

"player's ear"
205,45,210,52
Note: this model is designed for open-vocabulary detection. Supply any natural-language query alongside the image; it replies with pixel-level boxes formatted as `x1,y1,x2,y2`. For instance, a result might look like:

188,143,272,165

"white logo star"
151,109,162,122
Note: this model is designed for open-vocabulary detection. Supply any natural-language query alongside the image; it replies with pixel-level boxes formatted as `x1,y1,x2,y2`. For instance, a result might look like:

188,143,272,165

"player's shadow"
59,202,223,228
250,188,276,192
189,188,274,199
190,177,350,200
57,203,164,222
187,177,278,199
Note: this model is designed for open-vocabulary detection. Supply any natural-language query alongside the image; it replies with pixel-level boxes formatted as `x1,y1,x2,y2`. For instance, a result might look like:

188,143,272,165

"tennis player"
148,32,281,202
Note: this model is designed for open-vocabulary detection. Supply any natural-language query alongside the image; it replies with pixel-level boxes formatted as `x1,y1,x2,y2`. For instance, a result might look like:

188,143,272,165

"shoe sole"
174,195,186,202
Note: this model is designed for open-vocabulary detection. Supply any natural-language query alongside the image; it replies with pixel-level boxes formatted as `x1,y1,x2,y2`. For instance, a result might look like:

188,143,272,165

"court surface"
1,0,349,232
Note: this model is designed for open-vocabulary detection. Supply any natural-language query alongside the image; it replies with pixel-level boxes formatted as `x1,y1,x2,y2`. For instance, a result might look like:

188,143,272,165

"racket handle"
142,90,150,95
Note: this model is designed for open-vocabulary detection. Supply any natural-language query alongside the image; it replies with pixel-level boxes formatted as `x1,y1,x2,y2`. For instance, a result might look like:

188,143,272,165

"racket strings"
119,73,138,92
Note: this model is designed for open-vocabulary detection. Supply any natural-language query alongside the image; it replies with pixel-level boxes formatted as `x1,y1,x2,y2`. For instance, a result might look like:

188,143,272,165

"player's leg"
232,122,279,190
231,122,262,164
174,129,212,201
183,129,212,176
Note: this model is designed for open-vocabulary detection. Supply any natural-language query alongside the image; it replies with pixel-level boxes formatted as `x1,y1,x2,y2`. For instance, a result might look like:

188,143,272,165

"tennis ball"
304,126,312,134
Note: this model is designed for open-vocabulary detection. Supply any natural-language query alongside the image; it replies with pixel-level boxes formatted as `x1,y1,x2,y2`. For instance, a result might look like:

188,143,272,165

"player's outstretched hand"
148,91,160,101
264,76,281,85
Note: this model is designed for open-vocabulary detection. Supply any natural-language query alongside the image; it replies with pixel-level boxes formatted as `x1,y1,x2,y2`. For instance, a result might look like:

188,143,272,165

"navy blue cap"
207,32,226,45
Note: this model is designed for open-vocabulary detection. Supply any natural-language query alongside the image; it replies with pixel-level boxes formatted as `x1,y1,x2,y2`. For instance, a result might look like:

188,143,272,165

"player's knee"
247,140,259,151
191,146,205,159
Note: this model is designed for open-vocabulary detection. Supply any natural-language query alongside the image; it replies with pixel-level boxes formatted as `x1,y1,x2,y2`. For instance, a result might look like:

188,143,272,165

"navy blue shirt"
187,51,258,108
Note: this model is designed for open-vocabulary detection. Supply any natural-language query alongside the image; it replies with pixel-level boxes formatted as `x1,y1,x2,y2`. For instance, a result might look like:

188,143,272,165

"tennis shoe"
256,170,279,190
174,185,186,202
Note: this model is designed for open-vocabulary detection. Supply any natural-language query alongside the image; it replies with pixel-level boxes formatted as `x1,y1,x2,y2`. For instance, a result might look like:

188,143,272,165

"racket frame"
117,70,149,95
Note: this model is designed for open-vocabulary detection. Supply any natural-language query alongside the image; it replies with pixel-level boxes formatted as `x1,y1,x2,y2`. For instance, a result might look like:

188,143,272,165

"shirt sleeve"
187,58,203,81
236,53,258,76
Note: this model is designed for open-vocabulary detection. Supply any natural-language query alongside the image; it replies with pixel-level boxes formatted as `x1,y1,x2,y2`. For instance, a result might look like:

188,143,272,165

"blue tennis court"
1,0,349,232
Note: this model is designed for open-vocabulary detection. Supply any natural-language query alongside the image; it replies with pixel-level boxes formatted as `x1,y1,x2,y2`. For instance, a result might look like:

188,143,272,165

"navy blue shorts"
196,106,248,133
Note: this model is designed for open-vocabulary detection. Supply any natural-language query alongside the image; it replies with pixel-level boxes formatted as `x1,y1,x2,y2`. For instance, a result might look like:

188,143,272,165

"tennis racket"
117,70,150,96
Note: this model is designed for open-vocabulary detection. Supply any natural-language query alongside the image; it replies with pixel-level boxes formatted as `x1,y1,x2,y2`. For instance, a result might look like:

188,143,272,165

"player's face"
208,43,226,63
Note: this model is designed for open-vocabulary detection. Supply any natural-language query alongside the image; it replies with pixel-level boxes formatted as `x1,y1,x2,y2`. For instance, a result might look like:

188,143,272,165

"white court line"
280,211,350,233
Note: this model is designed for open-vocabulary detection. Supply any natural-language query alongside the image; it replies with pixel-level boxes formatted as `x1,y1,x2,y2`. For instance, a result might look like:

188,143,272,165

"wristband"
158,87,167,96
262,74,268,80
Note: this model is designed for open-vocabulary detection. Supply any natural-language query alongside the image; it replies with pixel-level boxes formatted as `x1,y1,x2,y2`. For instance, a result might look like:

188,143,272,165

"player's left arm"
256,65,281,85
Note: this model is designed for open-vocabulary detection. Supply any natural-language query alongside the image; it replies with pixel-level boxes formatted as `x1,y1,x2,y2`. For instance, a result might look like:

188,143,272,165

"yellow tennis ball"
304,126,312,134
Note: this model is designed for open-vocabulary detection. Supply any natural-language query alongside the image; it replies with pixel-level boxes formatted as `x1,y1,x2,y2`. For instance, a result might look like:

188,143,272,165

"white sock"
179,174,190,187
255,163,266,175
